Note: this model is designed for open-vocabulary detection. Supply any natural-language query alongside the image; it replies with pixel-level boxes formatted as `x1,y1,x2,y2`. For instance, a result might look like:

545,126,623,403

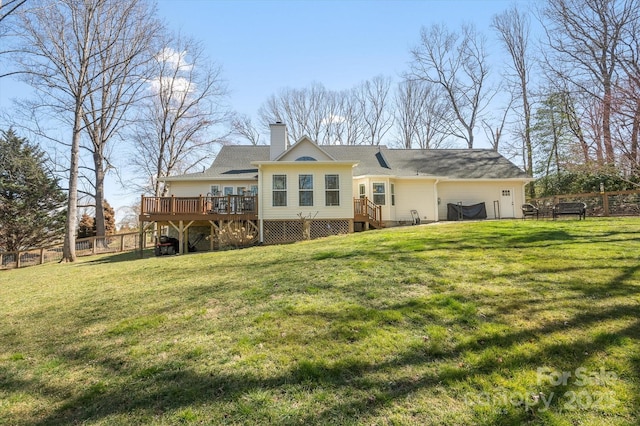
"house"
139,122,531,253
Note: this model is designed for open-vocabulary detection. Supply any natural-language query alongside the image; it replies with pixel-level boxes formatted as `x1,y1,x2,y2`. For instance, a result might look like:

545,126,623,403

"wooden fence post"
603,192,610,216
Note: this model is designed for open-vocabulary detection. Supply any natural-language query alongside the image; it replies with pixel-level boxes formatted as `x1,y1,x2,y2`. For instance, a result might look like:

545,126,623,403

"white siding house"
140,123,532,251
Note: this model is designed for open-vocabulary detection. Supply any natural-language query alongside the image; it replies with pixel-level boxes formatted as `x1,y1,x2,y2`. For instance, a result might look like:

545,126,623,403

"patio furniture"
521,203,539,220
553,202,587,220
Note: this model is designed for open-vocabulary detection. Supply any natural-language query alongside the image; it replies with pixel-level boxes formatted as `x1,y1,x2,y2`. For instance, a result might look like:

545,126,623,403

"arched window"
296,156,317,161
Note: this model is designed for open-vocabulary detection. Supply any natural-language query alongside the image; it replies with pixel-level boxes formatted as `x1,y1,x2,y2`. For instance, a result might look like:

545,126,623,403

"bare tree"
260,81,389,146
258,83,330,143
410,23,492,148
0,0,26,57
80,0,159,238
130,34,229,197
482,92,514,152
355,75,394,145
259,87,308,142
395,80,421,149
13,0,102,261
231,112,261,145
492,5,536,195
542,0,640,165
395,78,450,149
13,0,161,261
617,19,640,172
329,88,364,145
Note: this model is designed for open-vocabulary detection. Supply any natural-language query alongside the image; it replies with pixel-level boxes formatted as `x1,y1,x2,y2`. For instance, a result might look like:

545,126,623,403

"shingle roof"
163,144,529,181
382,149,530,179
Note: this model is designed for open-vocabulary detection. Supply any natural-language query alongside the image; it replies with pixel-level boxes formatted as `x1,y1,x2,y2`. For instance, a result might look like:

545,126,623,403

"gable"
276,137,334,162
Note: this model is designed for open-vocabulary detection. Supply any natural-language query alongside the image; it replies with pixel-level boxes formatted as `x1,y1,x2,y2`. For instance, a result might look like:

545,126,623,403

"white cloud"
156,48,193,72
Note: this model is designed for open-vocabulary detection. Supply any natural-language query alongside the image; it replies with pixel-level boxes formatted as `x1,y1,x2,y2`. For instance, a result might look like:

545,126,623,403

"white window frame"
299,174,314,207
325,174,340,206
272,175,287,207
373,182,386,205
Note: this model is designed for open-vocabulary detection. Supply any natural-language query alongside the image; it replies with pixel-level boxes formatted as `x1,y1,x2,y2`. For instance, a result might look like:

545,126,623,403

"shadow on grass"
3,220,639,425
81,249,154,265
14,284,637,426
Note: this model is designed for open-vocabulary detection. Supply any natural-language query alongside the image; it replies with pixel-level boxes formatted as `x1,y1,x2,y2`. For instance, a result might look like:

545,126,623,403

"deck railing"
354,197,382,227
140,194,258,217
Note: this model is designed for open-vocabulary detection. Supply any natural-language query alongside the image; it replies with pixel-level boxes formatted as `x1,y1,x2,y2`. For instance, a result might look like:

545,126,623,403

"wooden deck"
139,195,383,229
139,195,258,222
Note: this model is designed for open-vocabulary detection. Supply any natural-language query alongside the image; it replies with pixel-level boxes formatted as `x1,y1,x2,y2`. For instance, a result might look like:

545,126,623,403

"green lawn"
1,218,639,425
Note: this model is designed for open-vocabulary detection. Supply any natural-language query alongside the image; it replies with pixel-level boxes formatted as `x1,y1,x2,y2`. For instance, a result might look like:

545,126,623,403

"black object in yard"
447,202,487,221
155,235,179,256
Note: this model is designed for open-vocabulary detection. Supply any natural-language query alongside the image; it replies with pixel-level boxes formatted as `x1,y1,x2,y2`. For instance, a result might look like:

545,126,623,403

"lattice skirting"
263,220,350,245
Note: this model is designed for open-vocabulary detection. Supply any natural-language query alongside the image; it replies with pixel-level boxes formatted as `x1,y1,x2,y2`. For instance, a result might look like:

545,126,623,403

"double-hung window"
272,175,287,206
325,174,340,206
299,174,313,206
373,182,386,205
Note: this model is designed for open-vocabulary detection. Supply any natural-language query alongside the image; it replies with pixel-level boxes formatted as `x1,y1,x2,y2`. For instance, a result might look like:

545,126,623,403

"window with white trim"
325,174,340,206
373,182,386,205
272,175,287,206
359,183,366,199
299,174,313,206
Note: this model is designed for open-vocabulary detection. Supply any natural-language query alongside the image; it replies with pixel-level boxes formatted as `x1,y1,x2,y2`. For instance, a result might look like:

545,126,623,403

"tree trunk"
602,82,615,164
62,106,82,262
93,150,106,238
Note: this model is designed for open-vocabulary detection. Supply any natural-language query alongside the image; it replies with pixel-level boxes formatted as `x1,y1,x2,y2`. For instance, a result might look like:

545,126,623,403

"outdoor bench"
552,202,587,220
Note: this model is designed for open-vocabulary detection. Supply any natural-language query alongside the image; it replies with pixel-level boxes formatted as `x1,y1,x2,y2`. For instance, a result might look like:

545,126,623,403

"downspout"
433,179,440,221
522,181,528,219
258,165,264,243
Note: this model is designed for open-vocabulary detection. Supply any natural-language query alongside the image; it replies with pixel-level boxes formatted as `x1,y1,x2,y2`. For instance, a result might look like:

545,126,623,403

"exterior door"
500,189,515,218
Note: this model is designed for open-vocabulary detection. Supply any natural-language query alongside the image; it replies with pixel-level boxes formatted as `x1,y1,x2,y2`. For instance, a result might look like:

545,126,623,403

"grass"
1,218,639,425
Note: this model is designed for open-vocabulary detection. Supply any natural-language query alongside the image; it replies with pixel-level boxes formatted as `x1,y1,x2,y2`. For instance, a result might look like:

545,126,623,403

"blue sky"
155,0,524,120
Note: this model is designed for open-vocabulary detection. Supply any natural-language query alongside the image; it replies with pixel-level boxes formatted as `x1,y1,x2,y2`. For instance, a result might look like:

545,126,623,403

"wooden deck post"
179,220,184,254
139,224,144,258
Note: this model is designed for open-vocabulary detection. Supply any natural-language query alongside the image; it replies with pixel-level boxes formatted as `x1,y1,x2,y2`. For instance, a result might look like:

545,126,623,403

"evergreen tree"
77,201,116,238
103,200,116,235
77,213,95,239
0,129,66,251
